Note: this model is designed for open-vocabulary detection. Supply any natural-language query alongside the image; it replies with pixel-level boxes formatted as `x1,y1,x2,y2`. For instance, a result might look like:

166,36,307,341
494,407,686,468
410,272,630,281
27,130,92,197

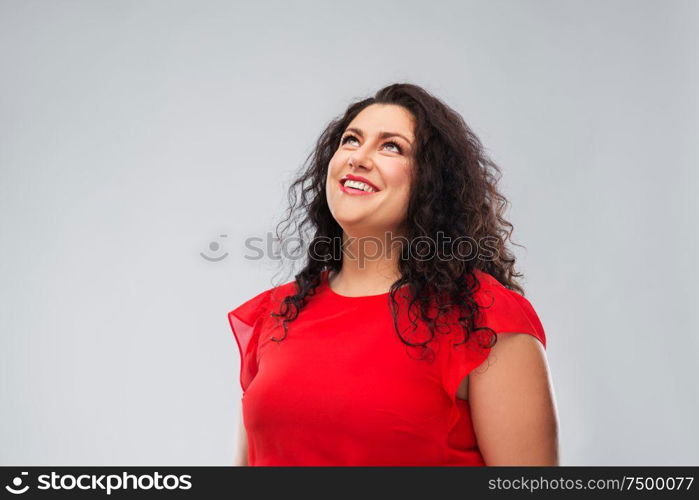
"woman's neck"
328,230,405,296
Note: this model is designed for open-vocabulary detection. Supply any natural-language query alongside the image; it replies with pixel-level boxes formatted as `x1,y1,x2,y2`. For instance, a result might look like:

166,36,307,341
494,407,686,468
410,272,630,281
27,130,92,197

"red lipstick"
339,174,381,193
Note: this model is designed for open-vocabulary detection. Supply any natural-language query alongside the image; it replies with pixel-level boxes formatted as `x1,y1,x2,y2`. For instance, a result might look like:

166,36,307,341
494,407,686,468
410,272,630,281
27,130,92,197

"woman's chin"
335,215,372,228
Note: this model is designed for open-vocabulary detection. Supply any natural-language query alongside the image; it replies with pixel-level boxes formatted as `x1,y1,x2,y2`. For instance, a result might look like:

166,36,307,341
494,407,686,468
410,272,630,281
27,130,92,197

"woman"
228,83,559,466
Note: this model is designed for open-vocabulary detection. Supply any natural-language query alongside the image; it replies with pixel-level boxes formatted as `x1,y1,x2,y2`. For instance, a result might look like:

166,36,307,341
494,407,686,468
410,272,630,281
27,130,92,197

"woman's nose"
349,147,374,170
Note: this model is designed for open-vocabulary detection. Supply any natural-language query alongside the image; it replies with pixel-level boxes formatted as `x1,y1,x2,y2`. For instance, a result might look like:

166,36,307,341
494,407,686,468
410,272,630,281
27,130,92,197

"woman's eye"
341,135,359,146
384,141,402,153
341,135,402,154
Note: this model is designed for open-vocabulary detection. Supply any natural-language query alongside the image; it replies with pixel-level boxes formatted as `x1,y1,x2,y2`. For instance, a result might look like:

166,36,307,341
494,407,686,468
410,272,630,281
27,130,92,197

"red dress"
228,269,546,466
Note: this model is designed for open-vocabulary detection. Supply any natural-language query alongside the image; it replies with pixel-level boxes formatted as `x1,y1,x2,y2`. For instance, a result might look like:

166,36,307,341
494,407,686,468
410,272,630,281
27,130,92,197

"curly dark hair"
268,82,526,359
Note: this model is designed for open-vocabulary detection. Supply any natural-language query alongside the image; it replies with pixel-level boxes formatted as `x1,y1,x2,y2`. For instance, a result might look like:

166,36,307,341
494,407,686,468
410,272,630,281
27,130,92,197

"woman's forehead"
347,104,416,139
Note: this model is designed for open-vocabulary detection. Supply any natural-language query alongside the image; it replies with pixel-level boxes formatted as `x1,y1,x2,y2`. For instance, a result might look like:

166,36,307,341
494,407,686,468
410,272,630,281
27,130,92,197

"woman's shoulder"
470,269,547,349
227,279,297,394
228,279,298,325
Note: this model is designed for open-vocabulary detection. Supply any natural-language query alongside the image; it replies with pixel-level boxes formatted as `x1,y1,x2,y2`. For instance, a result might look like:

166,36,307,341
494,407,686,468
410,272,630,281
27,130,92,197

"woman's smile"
339,180,379,196
338,175,382,196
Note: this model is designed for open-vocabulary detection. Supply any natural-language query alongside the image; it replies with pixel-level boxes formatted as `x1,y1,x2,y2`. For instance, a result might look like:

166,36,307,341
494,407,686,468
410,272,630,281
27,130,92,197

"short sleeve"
474,273,546,349
228,288,273,394
441,271,547,436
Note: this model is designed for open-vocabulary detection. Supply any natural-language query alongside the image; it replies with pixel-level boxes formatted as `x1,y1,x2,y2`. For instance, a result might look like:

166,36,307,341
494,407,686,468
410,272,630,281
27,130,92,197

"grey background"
1,0,697,465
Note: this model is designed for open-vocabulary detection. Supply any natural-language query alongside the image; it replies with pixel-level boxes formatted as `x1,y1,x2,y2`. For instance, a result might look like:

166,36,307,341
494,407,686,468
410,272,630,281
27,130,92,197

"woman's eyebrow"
344,127,413,146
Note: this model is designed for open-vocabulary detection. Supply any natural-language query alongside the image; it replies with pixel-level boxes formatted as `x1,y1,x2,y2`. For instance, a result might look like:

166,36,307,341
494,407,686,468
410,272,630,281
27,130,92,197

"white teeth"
343,179,376,192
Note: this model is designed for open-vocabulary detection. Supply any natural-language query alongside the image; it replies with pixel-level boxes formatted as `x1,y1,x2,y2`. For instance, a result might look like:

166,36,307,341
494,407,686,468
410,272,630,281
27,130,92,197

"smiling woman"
325,103,415,236
227,82,559,466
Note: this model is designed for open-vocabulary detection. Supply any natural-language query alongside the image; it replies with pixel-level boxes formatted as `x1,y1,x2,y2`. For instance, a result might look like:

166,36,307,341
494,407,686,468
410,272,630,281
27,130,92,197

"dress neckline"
320,269,401,300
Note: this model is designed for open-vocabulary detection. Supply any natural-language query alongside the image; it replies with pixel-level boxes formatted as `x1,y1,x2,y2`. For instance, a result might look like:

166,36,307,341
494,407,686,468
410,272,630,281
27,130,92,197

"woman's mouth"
339,179,380,196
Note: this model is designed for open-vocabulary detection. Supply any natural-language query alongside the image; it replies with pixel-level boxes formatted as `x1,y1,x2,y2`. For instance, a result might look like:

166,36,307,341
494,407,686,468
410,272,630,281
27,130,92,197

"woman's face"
326,103,415,238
